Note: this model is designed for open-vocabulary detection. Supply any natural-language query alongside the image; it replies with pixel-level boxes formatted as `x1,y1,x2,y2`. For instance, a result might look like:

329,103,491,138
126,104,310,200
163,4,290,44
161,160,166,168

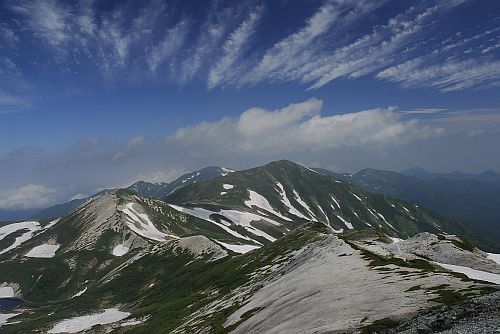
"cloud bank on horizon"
2,98,500,210
0,0,500,210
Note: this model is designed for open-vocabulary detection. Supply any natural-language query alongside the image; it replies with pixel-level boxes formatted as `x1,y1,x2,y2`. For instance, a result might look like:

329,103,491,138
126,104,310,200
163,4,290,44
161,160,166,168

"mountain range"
314,167,500,240
0,160,499,333
402,167,500,183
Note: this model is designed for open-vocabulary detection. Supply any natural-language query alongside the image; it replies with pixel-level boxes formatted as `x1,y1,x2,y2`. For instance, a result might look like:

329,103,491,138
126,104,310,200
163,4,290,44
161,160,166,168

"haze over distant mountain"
402,167,500,184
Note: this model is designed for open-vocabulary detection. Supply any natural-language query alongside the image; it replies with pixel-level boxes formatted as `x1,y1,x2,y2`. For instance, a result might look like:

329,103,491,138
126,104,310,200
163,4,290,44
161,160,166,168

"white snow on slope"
219,210,277,242
434,262,500,285
366,207,379,221
71,287,87,299
293,190,316,219
376,212,397,230
0,313,20,328
169,204,277,242
0,286,14,298
25,243,60,258
245,190,291,221
488,253,500,265
48,308,130,333
0,221,42,255
113,244,130,257
336,215,353,229
220,192,227,196
221,167,235,176
317,205,329,222
389,237,403,243
43,219,60,230
215,241,260,254
168,205,251,241
275,183,309,220
330,195,340,209
122,203,179,242
352,193,363,202
223,184,234,190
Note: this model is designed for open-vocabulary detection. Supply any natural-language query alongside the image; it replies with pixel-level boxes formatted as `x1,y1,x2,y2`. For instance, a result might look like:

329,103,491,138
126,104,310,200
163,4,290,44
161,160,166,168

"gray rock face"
174,235,228,261
363,232,500,274
391,292,500,334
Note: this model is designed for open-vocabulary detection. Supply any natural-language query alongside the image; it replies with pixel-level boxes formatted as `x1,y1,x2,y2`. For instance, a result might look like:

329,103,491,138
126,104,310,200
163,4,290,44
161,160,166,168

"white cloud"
0,91,31,109
112,135,144,162
147,20,190,74
178,6,234,84
207,7,262,89
170,98,443,155
377,58,500,92
302,5,439,90
11,0,71,47
241,2,340,85
135,169,186,184
0,184,60,210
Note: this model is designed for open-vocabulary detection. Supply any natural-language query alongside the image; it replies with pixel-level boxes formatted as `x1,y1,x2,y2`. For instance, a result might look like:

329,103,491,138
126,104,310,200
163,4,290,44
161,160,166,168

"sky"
1,0,500,211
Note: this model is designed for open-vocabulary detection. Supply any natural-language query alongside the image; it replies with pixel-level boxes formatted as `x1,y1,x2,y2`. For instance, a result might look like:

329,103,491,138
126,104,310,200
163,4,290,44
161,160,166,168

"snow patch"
330,195,340,209
168,205,277,243
0,313,20,328
0,286,14,298
317,205,329,222
0,221,42,255
220,192,227,196
293,190,316,220
245,190,291,221
71,287,87,299
336,215,353,229
434,262,500,285
112,244,130,257
487,253,500,265
122,203,179,242
215,241,260,254
25,243,60,258
352,193,363,202
48,308,131,333
223,184,234,190
121,316,149,327
275,183,309,220
389,237,403,243
221,167,235,176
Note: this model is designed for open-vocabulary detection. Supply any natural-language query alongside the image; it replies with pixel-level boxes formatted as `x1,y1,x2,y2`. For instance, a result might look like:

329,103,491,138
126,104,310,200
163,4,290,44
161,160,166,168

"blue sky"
1,0,500,210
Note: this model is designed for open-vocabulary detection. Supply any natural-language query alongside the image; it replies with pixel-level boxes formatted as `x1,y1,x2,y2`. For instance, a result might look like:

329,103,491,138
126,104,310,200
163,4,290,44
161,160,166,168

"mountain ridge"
1,160,500,333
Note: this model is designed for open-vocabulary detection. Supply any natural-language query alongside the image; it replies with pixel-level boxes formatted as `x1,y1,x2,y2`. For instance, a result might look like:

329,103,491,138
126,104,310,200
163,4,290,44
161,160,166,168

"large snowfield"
25,243,61,258
0,286,14,298
0,221,41,255
122,203,179,242
0,313,20,328
435,262,500,285
112,244,130,257
215,241,260,254
47,308,130,333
